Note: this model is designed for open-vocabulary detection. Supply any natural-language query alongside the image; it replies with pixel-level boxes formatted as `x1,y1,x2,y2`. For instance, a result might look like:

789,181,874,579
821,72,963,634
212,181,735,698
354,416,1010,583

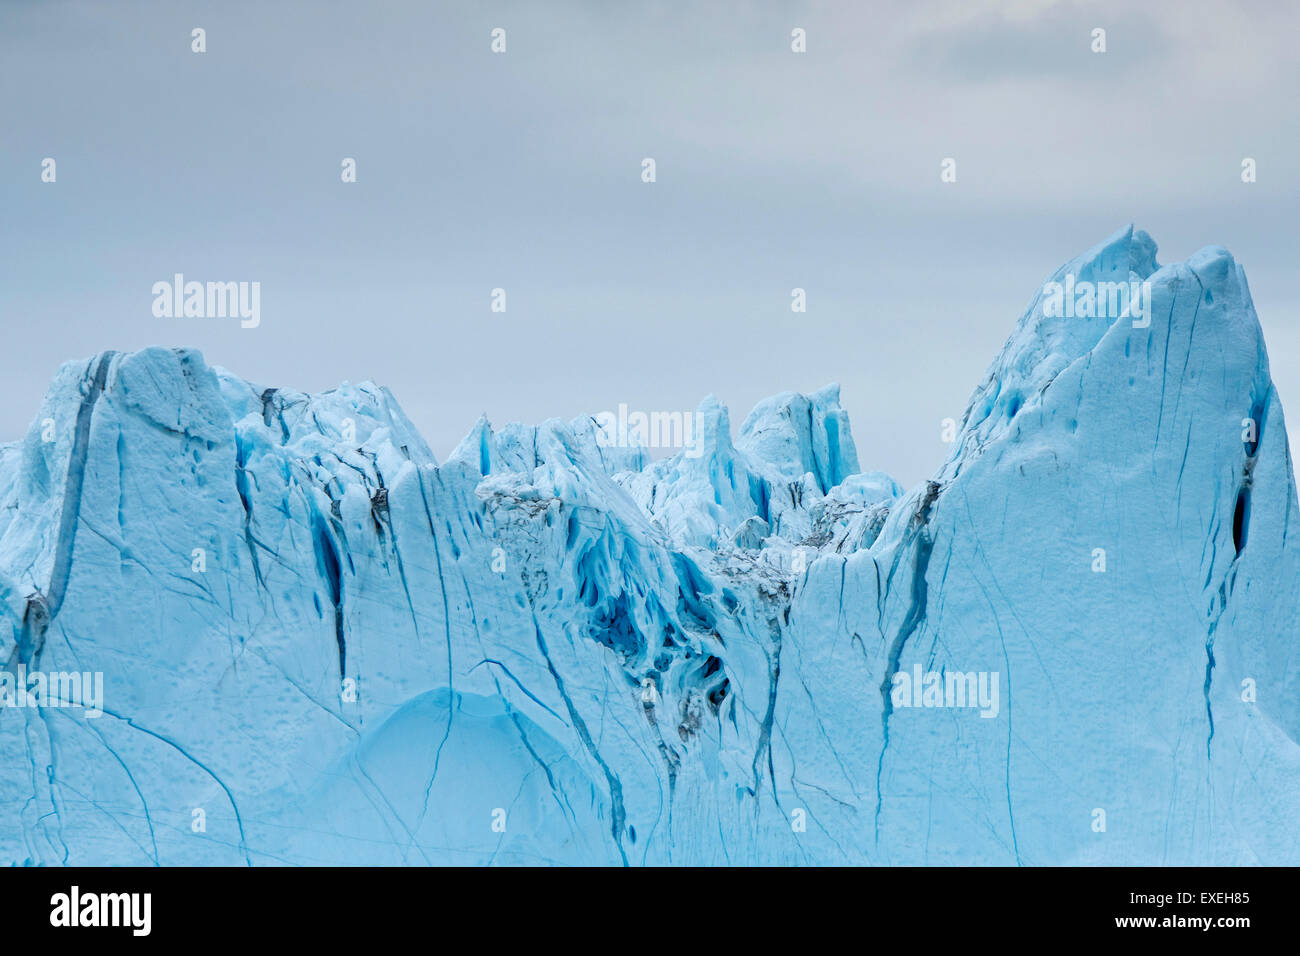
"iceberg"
1,226,1297,865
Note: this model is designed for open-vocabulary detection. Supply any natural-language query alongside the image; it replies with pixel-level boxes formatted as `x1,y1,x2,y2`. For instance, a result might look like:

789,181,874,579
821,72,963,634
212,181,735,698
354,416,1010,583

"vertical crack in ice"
74,714,161,865
874,481,939,845
530,615,629,866
414,468,455,804
233,432,265,589
1203,386,1268,762
99,707,251,866
11,353,115,671
363,454,421,640
2,354,115,865
462,582,582,832
310,509,346,678
1202,642,1216,761
748,615,783,809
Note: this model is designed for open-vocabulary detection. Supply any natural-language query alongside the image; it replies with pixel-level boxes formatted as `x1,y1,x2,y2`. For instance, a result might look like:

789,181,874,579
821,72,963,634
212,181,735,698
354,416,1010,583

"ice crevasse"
1,225,1298,865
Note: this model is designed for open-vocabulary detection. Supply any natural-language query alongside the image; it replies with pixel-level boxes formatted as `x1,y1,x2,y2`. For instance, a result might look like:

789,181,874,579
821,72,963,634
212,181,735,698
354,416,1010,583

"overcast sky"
3,0,1297,487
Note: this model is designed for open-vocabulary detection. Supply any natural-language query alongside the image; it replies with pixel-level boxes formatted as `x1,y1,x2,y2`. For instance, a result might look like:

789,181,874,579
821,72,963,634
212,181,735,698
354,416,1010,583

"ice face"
2,226,1298,865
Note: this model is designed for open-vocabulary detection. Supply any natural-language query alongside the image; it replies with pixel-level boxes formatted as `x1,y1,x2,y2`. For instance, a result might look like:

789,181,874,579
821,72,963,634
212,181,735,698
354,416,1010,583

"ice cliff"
2,226,1298,865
